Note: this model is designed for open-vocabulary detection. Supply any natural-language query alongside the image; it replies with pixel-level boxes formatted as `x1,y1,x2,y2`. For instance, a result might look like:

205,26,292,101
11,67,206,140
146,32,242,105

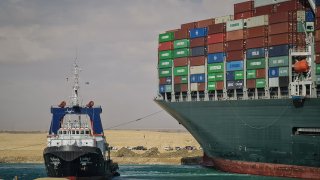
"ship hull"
43,145,112,179
155,98,320,178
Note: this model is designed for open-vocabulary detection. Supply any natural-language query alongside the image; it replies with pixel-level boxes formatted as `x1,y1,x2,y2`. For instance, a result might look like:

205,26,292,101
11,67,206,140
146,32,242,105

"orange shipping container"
207,43,225,54
256,69,266,78
234,11,253,20
181,22,196,30
246,37,267,49
174,57,188,67
247,79,256,89
234,1,253,14
269,22,296,35
226,50,244,61
226,30,244,41
207,33,225,44
269,33,294,46
196,18,215,28
246,26,267,39
216,81,224,90
189,56,205,66
190,37,206,48
225,40,244,51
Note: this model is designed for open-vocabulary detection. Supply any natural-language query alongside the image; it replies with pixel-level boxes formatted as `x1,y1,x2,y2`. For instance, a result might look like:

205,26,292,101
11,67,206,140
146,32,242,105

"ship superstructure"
43,62,118,179
155,0,320,179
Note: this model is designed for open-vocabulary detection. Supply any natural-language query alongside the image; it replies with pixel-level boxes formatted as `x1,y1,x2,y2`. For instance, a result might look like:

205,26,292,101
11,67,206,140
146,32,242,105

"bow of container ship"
155,0,320,179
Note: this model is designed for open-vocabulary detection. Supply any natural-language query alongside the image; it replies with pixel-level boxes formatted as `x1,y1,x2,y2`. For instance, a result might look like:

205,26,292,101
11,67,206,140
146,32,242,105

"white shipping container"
191,83,198,91
297,10,305,22
269,77,279,87
254,0,290,8
190,65,205,74
226,19,244,32
215,15,234,24
246,15,269,28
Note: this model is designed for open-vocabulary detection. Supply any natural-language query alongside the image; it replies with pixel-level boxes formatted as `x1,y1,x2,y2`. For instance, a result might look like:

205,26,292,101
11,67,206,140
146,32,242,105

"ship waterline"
155,98,320,178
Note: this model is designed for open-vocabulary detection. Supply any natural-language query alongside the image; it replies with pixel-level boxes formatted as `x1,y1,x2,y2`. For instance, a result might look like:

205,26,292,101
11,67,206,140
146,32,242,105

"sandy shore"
0,130,202,164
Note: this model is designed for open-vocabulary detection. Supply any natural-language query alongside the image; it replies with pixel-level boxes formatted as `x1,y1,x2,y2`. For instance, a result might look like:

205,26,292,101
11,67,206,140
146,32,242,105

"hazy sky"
0,0,241,131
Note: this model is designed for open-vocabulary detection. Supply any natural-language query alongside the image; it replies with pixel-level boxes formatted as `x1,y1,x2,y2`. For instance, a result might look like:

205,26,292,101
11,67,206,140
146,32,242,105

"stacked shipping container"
157,0,316,99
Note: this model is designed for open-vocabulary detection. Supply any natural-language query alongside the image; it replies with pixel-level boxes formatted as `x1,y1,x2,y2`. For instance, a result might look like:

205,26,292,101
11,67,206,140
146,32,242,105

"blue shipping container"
226,71,235,81
159,85,165,93
191,46,206,57
208,53,224,63
268,45,290,57
269,67,279,78
246,48,265,59
227,61,244,71
190,28,208,39
306,10,315,22
190,74,198,83
198,74,205,83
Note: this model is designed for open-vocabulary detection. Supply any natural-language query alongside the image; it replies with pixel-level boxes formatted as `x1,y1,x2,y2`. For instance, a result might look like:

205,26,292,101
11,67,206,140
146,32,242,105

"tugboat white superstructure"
43,62,119,179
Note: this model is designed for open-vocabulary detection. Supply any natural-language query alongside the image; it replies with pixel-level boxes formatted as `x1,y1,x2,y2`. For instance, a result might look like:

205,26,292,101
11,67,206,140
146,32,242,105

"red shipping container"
317,7,320,18
196,18,215,28
269,11,297,25
198,83,205,91
226,30,244,41
247,79,256,89
234,1,253,14
315,30,320,42
315,54,320,64
268,22,296,35
225,40,244,51
316,18,320,30
274,0,304,13
269,33,294,46
174,57,188,67
295,33,306,45
174,76,181,84
190,37,206,48
256,69,266,78
208,23,225,35
166,29,179,33
189,56,205,66
246,37,267,49
246,26,267,39
159,77,168,85
234,11,253,20
254,4,274,16
207,43,225,54
216,81,224,91
207,33,225,44
226,50,244,61
181,84,188,92
158,41,173,51
174,29,189,40
315,42,320,54
181,22,196,30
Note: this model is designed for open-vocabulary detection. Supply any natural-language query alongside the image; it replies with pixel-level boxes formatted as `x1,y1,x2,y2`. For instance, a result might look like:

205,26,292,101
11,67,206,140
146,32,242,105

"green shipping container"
208,82,216,91
208,63,224,73
159,68,172,78
165,85,172,92
159,32,174,43
174,66,188,76
215,73,224,81
247,58,265,69
247,70,256,79
208,73,216,82
159,50,173,60
279,67,289,77
174,48,190,58
316,64,320,75
181,76,188,83
174,39,190,49
235,71,244,80
158,59,173,69
256,78,266,88
268,56,289,67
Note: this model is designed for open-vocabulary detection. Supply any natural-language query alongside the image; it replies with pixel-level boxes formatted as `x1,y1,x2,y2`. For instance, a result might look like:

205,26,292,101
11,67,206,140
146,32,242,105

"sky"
0,0,241,131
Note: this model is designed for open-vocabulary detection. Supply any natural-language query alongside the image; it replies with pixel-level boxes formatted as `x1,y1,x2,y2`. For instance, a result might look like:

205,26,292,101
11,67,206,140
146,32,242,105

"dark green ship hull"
155,98,320,178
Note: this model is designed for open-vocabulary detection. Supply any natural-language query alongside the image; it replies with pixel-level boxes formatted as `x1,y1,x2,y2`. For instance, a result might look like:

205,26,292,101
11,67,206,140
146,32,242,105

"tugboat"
43,62,119,179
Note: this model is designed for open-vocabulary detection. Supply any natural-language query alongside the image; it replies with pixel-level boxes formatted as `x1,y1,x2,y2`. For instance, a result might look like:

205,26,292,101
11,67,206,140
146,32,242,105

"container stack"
157,0,316,100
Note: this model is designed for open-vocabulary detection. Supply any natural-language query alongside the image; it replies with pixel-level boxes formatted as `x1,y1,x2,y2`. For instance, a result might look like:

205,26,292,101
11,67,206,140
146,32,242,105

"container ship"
43,62,119,179
155,0,320,178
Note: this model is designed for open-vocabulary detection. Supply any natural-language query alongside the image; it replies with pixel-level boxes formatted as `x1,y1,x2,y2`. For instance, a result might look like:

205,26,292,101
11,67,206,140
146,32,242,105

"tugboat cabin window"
63,131,67,134
76,130,79,134
85,130,90,135
72,130,75,134
81,130,85,134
